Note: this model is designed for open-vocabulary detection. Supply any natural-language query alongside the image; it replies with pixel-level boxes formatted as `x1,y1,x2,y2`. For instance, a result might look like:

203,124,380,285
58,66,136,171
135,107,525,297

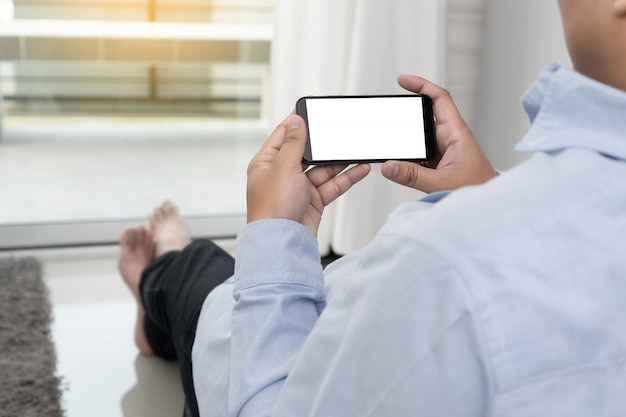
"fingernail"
287,116,301,131
383,162,398,179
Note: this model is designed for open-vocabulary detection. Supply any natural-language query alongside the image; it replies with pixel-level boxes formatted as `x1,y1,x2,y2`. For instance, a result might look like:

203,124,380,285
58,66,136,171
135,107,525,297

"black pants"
139,239,235,417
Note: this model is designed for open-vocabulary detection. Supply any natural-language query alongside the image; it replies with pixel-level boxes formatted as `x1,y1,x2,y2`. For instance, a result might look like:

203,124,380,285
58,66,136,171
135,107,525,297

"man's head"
558,0,626,91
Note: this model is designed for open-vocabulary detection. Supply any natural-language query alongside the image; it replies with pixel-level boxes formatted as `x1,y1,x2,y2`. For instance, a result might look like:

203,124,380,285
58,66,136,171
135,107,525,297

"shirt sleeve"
270,233,490,417
229,219,326,417
228,198,489,417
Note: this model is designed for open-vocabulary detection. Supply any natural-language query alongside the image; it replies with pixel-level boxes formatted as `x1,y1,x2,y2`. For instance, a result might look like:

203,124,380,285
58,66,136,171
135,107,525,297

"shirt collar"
515,64,626,161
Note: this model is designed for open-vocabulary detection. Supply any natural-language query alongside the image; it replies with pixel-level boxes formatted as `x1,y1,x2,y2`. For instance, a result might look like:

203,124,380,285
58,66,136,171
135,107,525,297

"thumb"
274,115,307,166
381,160,439,194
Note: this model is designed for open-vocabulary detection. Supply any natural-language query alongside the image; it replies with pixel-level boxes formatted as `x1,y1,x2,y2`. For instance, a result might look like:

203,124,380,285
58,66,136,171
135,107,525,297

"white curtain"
270,0,447,255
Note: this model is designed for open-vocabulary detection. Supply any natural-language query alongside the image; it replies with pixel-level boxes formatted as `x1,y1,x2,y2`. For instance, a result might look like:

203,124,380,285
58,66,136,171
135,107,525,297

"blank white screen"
305,96,426,161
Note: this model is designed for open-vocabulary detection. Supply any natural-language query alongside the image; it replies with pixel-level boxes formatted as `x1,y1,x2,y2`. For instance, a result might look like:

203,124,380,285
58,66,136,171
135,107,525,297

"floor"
37,241,235,417
0,115,250,416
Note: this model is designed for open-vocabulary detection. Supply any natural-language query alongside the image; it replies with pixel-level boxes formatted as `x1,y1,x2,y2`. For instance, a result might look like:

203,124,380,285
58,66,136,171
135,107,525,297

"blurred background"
0,0,569,251
0,0,273,248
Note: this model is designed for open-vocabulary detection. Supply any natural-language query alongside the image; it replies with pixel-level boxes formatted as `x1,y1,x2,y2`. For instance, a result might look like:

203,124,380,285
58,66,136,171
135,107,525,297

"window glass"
0,0,273,247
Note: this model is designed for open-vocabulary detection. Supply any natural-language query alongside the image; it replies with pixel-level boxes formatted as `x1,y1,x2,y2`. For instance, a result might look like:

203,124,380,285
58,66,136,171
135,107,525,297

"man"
119,71,493,416
120,0,626,415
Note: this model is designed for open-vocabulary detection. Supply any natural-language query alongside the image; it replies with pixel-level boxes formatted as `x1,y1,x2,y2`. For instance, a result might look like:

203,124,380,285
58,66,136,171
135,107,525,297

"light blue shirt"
193,64,626,417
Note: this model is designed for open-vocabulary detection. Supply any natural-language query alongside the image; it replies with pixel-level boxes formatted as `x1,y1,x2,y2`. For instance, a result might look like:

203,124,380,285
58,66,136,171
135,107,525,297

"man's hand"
247,114,371,236
381,75,497,193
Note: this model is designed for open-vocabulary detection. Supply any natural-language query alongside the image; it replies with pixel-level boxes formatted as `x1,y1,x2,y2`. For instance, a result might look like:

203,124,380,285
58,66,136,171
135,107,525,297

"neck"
574,55,626,93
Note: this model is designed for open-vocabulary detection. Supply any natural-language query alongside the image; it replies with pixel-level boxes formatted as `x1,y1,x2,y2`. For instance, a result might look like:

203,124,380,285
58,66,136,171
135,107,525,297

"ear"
615,0,626,17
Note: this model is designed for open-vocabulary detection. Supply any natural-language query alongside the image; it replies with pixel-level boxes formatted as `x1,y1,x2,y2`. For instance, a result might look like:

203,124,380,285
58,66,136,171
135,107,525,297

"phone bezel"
296,94,436,165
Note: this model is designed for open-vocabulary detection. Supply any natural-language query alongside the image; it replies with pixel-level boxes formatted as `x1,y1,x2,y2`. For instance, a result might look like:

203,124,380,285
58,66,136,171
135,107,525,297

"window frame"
0,10,273,250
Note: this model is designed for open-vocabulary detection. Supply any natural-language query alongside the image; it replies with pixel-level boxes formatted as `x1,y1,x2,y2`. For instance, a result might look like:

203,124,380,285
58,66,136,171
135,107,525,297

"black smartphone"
295,94,436,165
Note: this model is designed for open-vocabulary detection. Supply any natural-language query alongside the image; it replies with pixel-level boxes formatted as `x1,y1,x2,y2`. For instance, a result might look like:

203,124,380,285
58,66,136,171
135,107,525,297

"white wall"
474,0,571,169
446,0,571,170
445,0,488,131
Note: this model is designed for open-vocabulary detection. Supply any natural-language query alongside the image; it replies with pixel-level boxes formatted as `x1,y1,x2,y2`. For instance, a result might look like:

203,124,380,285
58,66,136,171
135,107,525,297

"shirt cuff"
234,219,324,294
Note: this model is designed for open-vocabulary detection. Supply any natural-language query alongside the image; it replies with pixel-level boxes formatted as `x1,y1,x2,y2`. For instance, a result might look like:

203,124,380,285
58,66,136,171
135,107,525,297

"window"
0,0,274,249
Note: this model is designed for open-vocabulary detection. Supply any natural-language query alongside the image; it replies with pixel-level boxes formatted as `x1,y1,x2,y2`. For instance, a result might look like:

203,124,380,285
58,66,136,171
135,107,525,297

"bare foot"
149,200,191,257
119,225,156,356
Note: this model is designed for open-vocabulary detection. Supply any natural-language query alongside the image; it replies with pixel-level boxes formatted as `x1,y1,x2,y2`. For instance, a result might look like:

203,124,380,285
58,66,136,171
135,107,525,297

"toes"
141,227,153,244
161,200,179,217
150,200,180,227
119,227,132,246
149,203,164,228
119,226,141,248
120,225,154,250
139,227,155,257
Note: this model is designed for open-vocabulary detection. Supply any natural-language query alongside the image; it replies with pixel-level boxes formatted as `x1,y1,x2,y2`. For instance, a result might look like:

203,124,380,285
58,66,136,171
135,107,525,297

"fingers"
391,74,497,194
247,112,320,228
306,164,349,187
382,156,497,194
250,112,300,166
273,115,307,168
381,160,439,194
311,164,371,206
397,74,463,126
